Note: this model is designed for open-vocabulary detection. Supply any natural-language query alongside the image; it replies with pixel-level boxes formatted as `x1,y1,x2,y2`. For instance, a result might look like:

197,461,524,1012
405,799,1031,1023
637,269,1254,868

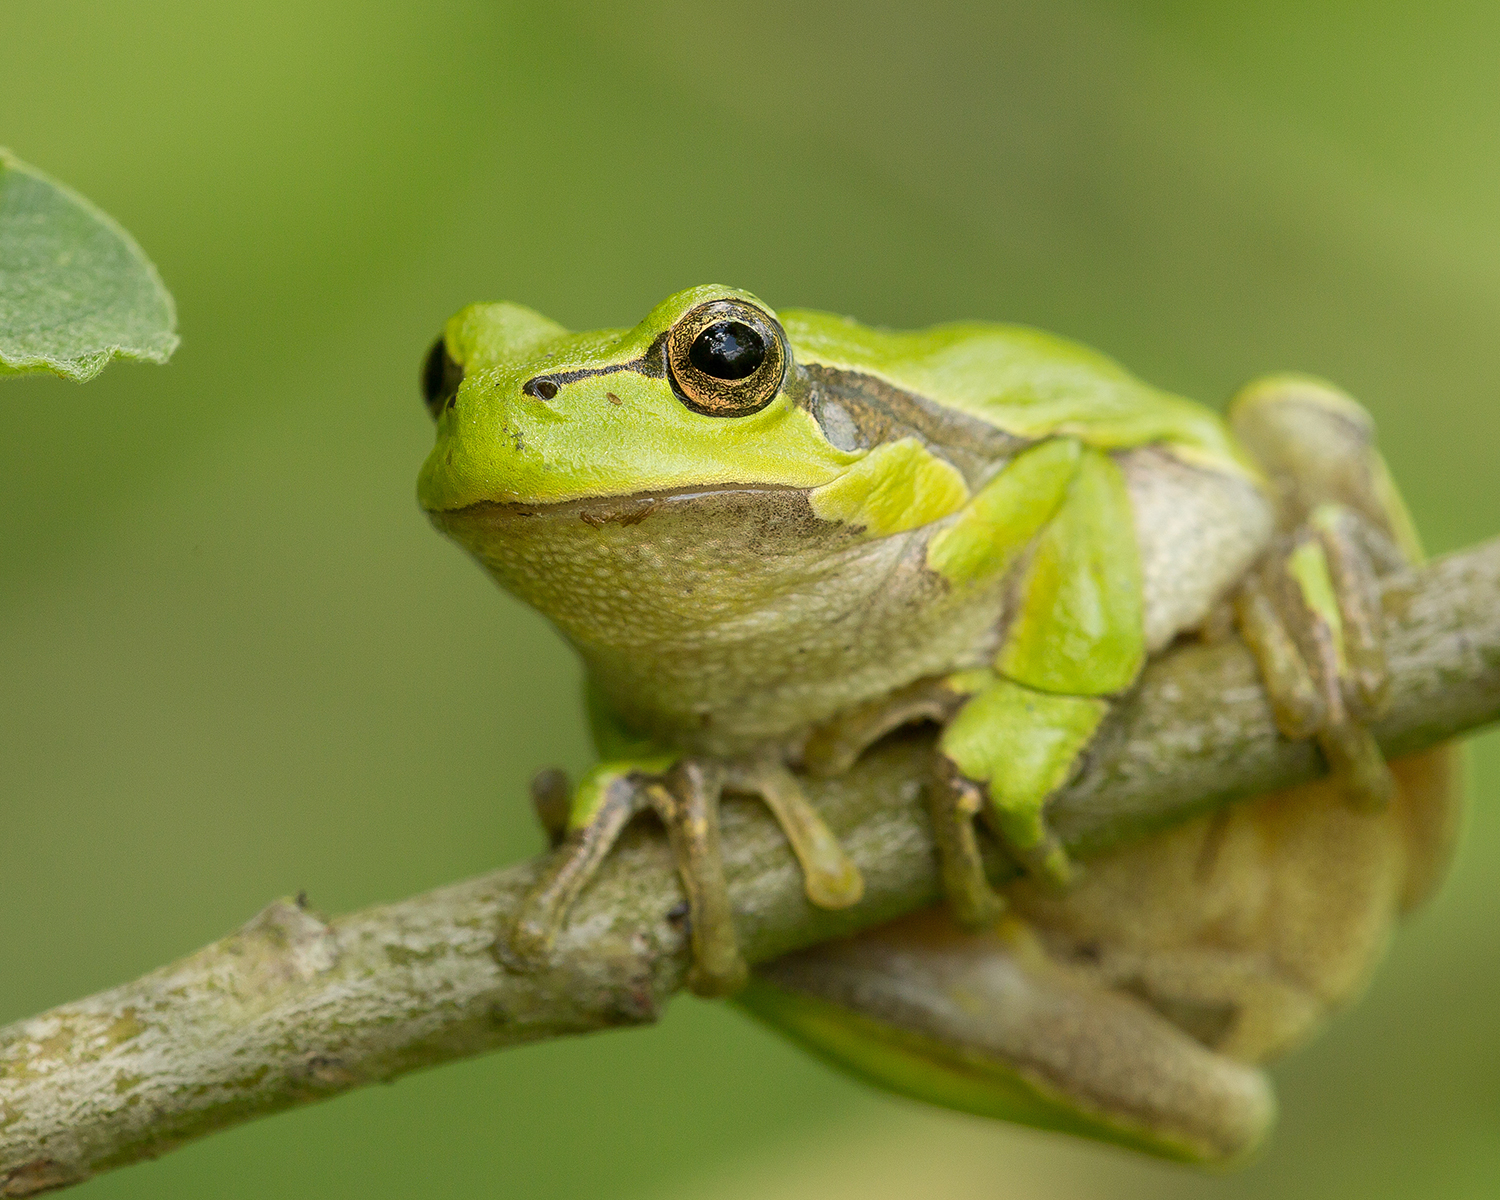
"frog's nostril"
422,336,464,419
524,378,560,401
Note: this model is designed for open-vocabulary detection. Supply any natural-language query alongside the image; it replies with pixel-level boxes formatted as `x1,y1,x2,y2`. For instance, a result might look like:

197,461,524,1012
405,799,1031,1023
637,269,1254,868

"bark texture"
4,539,1500,1197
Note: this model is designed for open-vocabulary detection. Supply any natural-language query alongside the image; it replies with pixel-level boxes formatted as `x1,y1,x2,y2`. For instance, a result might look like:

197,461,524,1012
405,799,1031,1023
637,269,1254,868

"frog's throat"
428,485,998,756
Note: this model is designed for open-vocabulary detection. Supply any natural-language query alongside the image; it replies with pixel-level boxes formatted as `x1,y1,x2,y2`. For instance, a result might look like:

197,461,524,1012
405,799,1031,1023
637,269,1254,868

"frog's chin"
427,482,969,758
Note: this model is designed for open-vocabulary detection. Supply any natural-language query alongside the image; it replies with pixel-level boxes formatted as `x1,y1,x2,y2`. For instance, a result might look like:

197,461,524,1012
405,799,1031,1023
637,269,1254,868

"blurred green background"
4,1,1499,1196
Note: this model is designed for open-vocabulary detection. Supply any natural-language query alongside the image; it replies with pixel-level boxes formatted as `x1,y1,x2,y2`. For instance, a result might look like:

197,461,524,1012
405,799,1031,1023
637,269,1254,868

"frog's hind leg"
1229,376,1419,811
741,910,1275,1165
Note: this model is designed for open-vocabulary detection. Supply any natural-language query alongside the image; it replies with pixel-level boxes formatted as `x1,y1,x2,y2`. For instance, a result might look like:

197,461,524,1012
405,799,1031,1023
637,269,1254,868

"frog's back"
781,309,1252,476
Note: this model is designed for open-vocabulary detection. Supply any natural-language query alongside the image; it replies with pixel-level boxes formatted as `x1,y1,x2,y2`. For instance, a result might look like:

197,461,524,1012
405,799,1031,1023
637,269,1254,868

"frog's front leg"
508,753,863,997
937,678,1109,903
802,677,1013,923
1229,376,1417,811
803,673,1098,921
937,445,1144,901
804,446,1142,916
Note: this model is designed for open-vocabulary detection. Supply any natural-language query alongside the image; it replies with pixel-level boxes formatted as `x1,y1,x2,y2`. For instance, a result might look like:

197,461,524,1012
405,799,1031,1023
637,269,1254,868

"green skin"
419,285,1441,1164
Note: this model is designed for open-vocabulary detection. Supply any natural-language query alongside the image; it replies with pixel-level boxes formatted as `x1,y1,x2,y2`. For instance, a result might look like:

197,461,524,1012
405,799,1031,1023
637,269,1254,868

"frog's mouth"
425,481,877,601
430,481,823,533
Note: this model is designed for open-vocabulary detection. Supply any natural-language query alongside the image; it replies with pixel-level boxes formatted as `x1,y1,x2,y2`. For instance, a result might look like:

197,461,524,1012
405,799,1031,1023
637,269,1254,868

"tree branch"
5,538,1500,1197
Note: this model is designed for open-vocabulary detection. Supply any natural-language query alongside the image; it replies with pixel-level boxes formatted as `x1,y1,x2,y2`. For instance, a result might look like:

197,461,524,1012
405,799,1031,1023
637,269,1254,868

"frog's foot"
928,752,1078,917
507,759,747,996
1234,518,1395,810
508,755,863,998
1230,376,1416,812
927,759,1007,927
800,677,1026,920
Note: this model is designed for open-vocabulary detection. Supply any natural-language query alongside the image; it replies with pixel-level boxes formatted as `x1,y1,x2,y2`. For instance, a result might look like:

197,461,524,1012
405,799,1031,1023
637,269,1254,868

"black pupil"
688,321,766,380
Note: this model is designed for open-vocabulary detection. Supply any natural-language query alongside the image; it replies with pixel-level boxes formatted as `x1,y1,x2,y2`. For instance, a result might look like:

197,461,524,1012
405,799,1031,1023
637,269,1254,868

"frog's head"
416,286,977,749
417,285,862,513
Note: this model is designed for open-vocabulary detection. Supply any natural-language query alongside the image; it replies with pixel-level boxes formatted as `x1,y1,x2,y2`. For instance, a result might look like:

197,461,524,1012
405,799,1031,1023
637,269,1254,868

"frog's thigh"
744,911,1274,1165
1391,743,1464,912
1007,761,1433,1063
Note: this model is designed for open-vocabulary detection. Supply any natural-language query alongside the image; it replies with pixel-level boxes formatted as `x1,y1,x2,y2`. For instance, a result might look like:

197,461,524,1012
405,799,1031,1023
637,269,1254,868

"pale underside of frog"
417,286,1459,1165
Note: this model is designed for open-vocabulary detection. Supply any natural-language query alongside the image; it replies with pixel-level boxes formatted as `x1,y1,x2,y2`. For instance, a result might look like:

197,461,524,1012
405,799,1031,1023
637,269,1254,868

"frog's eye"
666,300,787,417
421,335,464,420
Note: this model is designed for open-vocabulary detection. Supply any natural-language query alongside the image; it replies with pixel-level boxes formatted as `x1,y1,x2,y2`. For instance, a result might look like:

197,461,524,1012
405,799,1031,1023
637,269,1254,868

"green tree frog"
418,286,1459,1164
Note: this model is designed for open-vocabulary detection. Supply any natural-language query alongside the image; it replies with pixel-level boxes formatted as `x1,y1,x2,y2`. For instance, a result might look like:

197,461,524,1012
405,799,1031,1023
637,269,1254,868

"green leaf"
0,149,178,382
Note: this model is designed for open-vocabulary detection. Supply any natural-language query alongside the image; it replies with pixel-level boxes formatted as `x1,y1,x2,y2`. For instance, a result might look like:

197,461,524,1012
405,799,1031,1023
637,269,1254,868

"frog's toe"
1233,573,1326,739
687,943,750,998
991,817,1077,892
529,767,572,849
1319,720,1397,813
644,761,751,998
500,771,648,971
927,761,1007,927
1026,837,1077,890
726,756,864,910
504,905,557,970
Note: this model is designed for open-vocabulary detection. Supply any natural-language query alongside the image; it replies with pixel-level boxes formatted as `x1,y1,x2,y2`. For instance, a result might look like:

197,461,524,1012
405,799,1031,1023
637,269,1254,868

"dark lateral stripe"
523,332,667,396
